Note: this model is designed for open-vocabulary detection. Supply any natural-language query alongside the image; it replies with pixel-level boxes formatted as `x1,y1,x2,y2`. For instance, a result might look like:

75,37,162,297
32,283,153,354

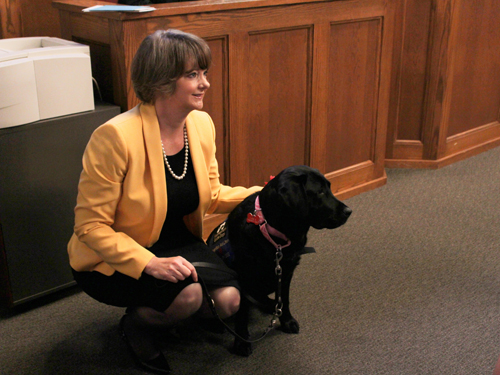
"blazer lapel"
186,112,211,237
140,103,168,246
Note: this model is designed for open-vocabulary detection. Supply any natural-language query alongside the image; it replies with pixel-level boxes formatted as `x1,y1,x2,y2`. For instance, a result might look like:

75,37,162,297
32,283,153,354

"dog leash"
192,259,284,344
194,196,292,343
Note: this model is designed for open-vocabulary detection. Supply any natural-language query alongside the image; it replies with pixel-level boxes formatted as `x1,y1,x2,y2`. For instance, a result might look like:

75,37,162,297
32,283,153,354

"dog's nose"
343,206,352,218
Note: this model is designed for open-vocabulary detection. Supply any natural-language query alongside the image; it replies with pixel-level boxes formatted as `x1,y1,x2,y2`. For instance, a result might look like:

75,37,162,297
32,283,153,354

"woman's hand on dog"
144,256,198,283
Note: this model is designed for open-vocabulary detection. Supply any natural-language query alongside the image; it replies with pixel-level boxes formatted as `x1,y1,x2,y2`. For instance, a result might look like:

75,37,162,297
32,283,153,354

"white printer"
0,37,95,128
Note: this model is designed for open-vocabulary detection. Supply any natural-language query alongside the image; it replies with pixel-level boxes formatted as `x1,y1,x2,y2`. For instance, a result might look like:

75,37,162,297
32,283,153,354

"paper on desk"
82,5,156,13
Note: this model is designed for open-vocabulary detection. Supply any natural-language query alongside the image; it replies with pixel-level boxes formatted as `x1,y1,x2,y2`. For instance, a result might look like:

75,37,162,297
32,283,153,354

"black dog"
224,165,352,356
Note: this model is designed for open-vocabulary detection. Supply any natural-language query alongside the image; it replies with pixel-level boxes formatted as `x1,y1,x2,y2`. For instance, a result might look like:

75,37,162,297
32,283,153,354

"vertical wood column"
310,22,330,174
386,0,500,168
421,0,461,161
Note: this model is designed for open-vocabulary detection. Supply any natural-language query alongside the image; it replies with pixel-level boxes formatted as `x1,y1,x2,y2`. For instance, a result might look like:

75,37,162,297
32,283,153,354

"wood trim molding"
386,131,500,169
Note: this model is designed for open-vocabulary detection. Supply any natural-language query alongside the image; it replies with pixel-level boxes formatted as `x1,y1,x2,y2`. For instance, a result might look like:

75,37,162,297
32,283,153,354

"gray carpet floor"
1,146,500,375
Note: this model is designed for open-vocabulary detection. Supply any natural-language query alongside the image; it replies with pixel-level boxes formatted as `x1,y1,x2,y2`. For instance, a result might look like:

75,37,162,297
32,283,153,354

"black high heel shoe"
119,314,171,374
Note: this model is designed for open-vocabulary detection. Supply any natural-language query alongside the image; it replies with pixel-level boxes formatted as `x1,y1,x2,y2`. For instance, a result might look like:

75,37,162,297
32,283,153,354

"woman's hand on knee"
144,256,198,282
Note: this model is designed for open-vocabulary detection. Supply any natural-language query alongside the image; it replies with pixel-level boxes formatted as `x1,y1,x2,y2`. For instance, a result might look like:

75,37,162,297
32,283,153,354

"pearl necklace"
161,126,189,180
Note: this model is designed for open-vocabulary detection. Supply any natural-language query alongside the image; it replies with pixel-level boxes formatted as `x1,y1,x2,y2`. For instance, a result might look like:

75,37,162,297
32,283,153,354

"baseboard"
334,172,387,200
385,137,500,169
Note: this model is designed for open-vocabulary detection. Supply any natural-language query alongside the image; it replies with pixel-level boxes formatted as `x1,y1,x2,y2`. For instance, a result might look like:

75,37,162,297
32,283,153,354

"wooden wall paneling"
198,36,230,234
323,18,382,193
386,0,461,167
21,0,61,37
327,160,379,197
228,31,251,187
67,12,110,45
204,37,229,185
413,0,453,161
328,19,381,171
244,26,312,185
388,0,433,160
446,0,500,138
109,20,146,111
0,0,61,39
52,0,394,198
326,1,394,198
445,122,500,159
57,8,72,41
226,26,312,187
143,1,389,44
310,6,395,197
372,0,395,178
0,0,22,39
386,0,430,162
432,0,462,160
384,0,404,161
309,22,330,174
384,0,443,166
386,0,500,168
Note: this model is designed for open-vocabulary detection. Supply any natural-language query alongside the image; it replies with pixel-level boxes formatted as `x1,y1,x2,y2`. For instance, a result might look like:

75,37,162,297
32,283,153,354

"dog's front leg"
279,269,300,333
231,296,253,356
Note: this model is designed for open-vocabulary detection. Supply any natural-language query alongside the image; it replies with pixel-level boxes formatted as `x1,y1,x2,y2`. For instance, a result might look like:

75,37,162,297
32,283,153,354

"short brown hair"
131,29,212,104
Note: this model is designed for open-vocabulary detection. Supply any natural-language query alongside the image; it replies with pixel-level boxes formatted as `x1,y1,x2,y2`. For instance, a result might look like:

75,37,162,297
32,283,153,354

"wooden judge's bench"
52,0,395,199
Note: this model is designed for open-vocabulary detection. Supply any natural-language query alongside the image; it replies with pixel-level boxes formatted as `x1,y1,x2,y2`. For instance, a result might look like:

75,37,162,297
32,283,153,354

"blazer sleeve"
73,123,154,279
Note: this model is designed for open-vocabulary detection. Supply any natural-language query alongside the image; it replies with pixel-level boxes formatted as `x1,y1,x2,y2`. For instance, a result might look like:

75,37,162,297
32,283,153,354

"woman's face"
164,64,210,113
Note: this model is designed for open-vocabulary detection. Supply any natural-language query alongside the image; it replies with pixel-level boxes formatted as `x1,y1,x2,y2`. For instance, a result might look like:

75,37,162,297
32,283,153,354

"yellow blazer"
68,103,260,280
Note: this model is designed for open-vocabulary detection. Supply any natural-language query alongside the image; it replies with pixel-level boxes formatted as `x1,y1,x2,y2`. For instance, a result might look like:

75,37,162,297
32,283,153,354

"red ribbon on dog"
264,175,275,185
246,212,261,225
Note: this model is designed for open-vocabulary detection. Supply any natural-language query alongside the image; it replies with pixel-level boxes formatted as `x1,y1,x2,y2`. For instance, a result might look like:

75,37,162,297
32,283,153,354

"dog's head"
260,166,352,233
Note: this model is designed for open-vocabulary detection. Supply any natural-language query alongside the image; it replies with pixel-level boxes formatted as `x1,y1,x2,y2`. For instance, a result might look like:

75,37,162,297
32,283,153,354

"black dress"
148,146,239,290
72,145,238,311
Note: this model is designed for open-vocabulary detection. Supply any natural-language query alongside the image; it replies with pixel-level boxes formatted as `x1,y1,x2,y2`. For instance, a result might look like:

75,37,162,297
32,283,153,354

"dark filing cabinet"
0,103,120,307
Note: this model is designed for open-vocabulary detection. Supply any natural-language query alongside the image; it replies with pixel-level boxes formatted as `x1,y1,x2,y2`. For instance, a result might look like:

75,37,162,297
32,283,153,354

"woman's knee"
169,283,203,315
212,287,240,318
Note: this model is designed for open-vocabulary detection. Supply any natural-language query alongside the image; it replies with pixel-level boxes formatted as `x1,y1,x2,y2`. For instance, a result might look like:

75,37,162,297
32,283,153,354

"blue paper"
82,5,156,13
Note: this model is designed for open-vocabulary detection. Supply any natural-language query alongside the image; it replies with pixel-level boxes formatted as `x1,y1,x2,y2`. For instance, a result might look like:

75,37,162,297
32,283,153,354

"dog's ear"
277,170,310,219
260,169,309,223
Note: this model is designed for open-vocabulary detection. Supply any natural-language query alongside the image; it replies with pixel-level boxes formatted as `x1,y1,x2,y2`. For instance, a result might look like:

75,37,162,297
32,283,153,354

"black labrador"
223,165,352,356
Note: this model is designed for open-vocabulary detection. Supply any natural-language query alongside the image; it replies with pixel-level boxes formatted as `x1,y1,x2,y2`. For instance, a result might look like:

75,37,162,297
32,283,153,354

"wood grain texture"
1,0,22,39
447,1,500,137
52,0,393,198
386,0,500,168
204,37,229,184
0,0,60,38
325,19,381,172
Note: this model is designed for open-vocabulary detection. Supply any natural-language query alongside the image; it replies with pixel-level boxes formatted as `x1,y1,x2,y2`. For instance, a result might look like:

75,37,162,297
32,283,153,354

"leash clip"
275,247,283,276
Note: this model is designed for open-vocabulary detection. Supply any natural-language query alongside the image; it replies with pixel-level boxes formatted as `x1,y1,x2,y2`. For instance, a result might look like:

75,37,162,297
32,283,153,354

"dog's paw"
280,317,300,334
231,339,253,357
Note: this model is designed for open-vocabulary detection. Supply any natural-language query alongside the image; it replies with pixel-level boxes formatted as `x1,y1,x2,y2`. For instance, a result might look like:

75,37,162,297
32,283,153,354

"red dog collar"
246,196,291,250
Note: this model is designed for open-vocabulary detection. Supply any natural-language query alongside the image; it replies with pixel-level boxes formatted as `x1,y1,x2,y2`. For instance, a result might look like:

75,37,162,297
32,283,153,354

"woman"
68,29,260,373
